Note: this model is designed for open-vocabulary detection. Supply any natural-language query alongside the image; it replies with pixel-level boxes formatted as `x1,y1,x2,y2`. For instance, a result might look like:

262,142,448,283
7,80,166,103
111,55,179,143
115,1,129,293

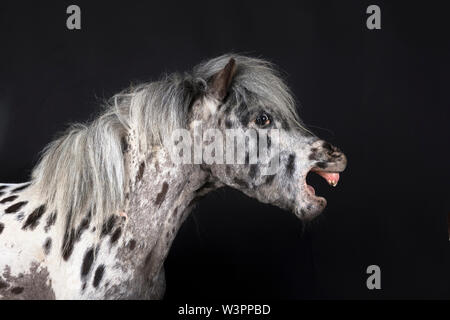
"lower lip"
306,185,315,195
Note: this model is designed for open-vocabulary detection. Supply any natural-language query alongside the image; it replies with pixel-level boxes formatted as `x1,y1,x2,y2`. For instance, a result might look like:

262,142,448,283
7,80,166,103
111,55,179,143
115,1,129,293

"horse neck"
112,147,210,297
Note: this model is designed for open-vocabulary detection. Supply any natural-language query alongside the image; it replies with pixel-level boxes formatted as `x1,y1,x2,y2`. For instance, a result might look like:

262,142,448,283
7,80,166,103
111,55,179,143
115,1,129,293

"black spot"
129,239,136,251
110,227,122,245
81,283,86,291
43,237,52,255
315,161,328,169
285,154,296,176
0,279,9,289
11,183,30,193
196,181,216,195
121,136,129,153
235,102,249,126
5,201,27,214
81,248,95,278
199,164,212,175
308,152,320,161
330,152,342,159
155,182,169,207
281,118,290,131
225,119,233,129
62,228,75,261
101,215,117,237
93,265,105,288
249,164,259,179
44,212,57,233
0,185,7,191
239,111,250,126
22,204,46,230
0,192,3,198
76,215,91,241
11,287,24,294
322,141,333,151
0,223,3,235
137,162,146,181
265,174,275,185
0,195,18,204
234,178,249,189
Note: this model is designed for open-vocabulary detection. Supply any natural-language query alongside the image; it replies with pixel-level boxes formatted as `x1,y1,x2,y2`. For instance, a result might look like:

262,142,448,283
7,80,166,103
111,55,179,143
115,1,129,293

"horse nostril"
322,141,333,151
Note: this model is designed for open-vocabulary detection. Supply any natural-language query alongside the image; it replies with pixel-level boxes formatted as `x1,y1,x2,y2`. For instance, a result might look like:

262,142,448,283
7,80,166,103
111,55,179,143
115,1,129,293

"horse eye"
255,113,271,126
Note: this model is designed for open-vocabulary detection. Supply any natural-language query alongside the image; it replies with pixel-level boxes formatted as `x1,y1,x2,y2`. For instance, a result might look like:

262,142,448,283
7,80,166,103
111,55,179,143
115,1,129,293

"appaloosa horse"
0,54,346,299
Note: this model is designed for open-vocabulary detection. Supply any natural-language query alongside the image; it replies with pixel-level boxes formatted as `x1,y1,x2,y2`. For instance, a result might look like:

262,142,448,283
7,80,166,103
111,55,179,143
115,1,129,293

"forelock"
193,54,302,127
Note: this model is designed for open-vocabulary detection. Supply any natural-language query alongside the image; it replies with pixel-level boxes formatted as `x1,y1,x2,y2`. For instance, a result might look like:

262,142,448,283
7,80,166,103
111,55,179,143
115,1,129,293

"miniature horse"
0,55,346,299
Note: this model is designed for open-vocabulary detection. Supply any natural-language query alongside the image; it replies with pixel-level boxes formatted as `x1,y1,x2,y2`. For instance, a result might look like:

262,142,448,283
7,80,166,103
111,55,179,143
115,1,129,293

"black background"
0,1,449,299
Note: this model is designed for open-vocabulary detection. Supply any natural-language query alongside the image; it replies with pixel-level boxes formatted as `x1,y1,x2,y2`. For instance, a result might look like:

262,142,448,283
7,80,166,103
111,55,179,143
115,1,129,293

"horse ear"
209,58,237,101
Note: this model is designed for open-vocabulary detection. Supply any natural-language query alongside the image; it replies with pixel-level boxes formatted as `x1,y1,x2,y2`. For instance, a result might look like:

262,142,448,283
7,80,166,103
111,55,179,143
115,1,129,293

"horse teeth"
328,180,337,187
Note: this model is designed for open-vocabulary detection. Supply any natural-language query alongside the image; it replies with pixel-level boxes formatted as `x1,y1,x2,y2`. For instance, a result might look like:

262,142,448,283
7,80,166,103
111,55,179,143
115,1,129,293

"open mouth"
304,167,342,206
293,160,346,220
297,141,347,219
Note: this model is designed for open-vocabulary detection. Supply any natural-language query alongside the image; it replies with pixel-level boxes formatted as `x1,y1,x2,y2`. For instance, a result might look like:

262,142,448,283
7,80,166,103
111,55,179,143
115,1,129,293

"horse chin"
294,164,345,220
294,195,327,221
293,182,328,220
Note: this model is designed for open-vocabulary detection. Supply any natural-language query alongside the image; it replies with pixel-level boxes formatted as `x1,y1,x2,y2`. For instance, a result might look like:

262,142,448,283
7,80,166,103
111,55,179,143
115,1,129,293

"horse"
0,54,347,299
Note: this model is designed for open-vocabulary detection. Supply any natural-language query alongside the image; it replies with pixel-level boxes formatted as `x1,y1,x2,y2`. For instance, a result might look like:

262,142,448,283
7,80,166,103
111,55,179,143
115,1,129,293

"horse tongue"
314,171,340,187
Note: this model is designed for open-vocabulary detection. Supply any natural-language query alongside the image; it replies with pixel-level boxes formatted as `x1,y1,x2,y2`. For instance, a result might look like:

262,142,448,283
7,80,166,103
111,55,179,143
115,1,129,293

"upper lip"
310,167,341,187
